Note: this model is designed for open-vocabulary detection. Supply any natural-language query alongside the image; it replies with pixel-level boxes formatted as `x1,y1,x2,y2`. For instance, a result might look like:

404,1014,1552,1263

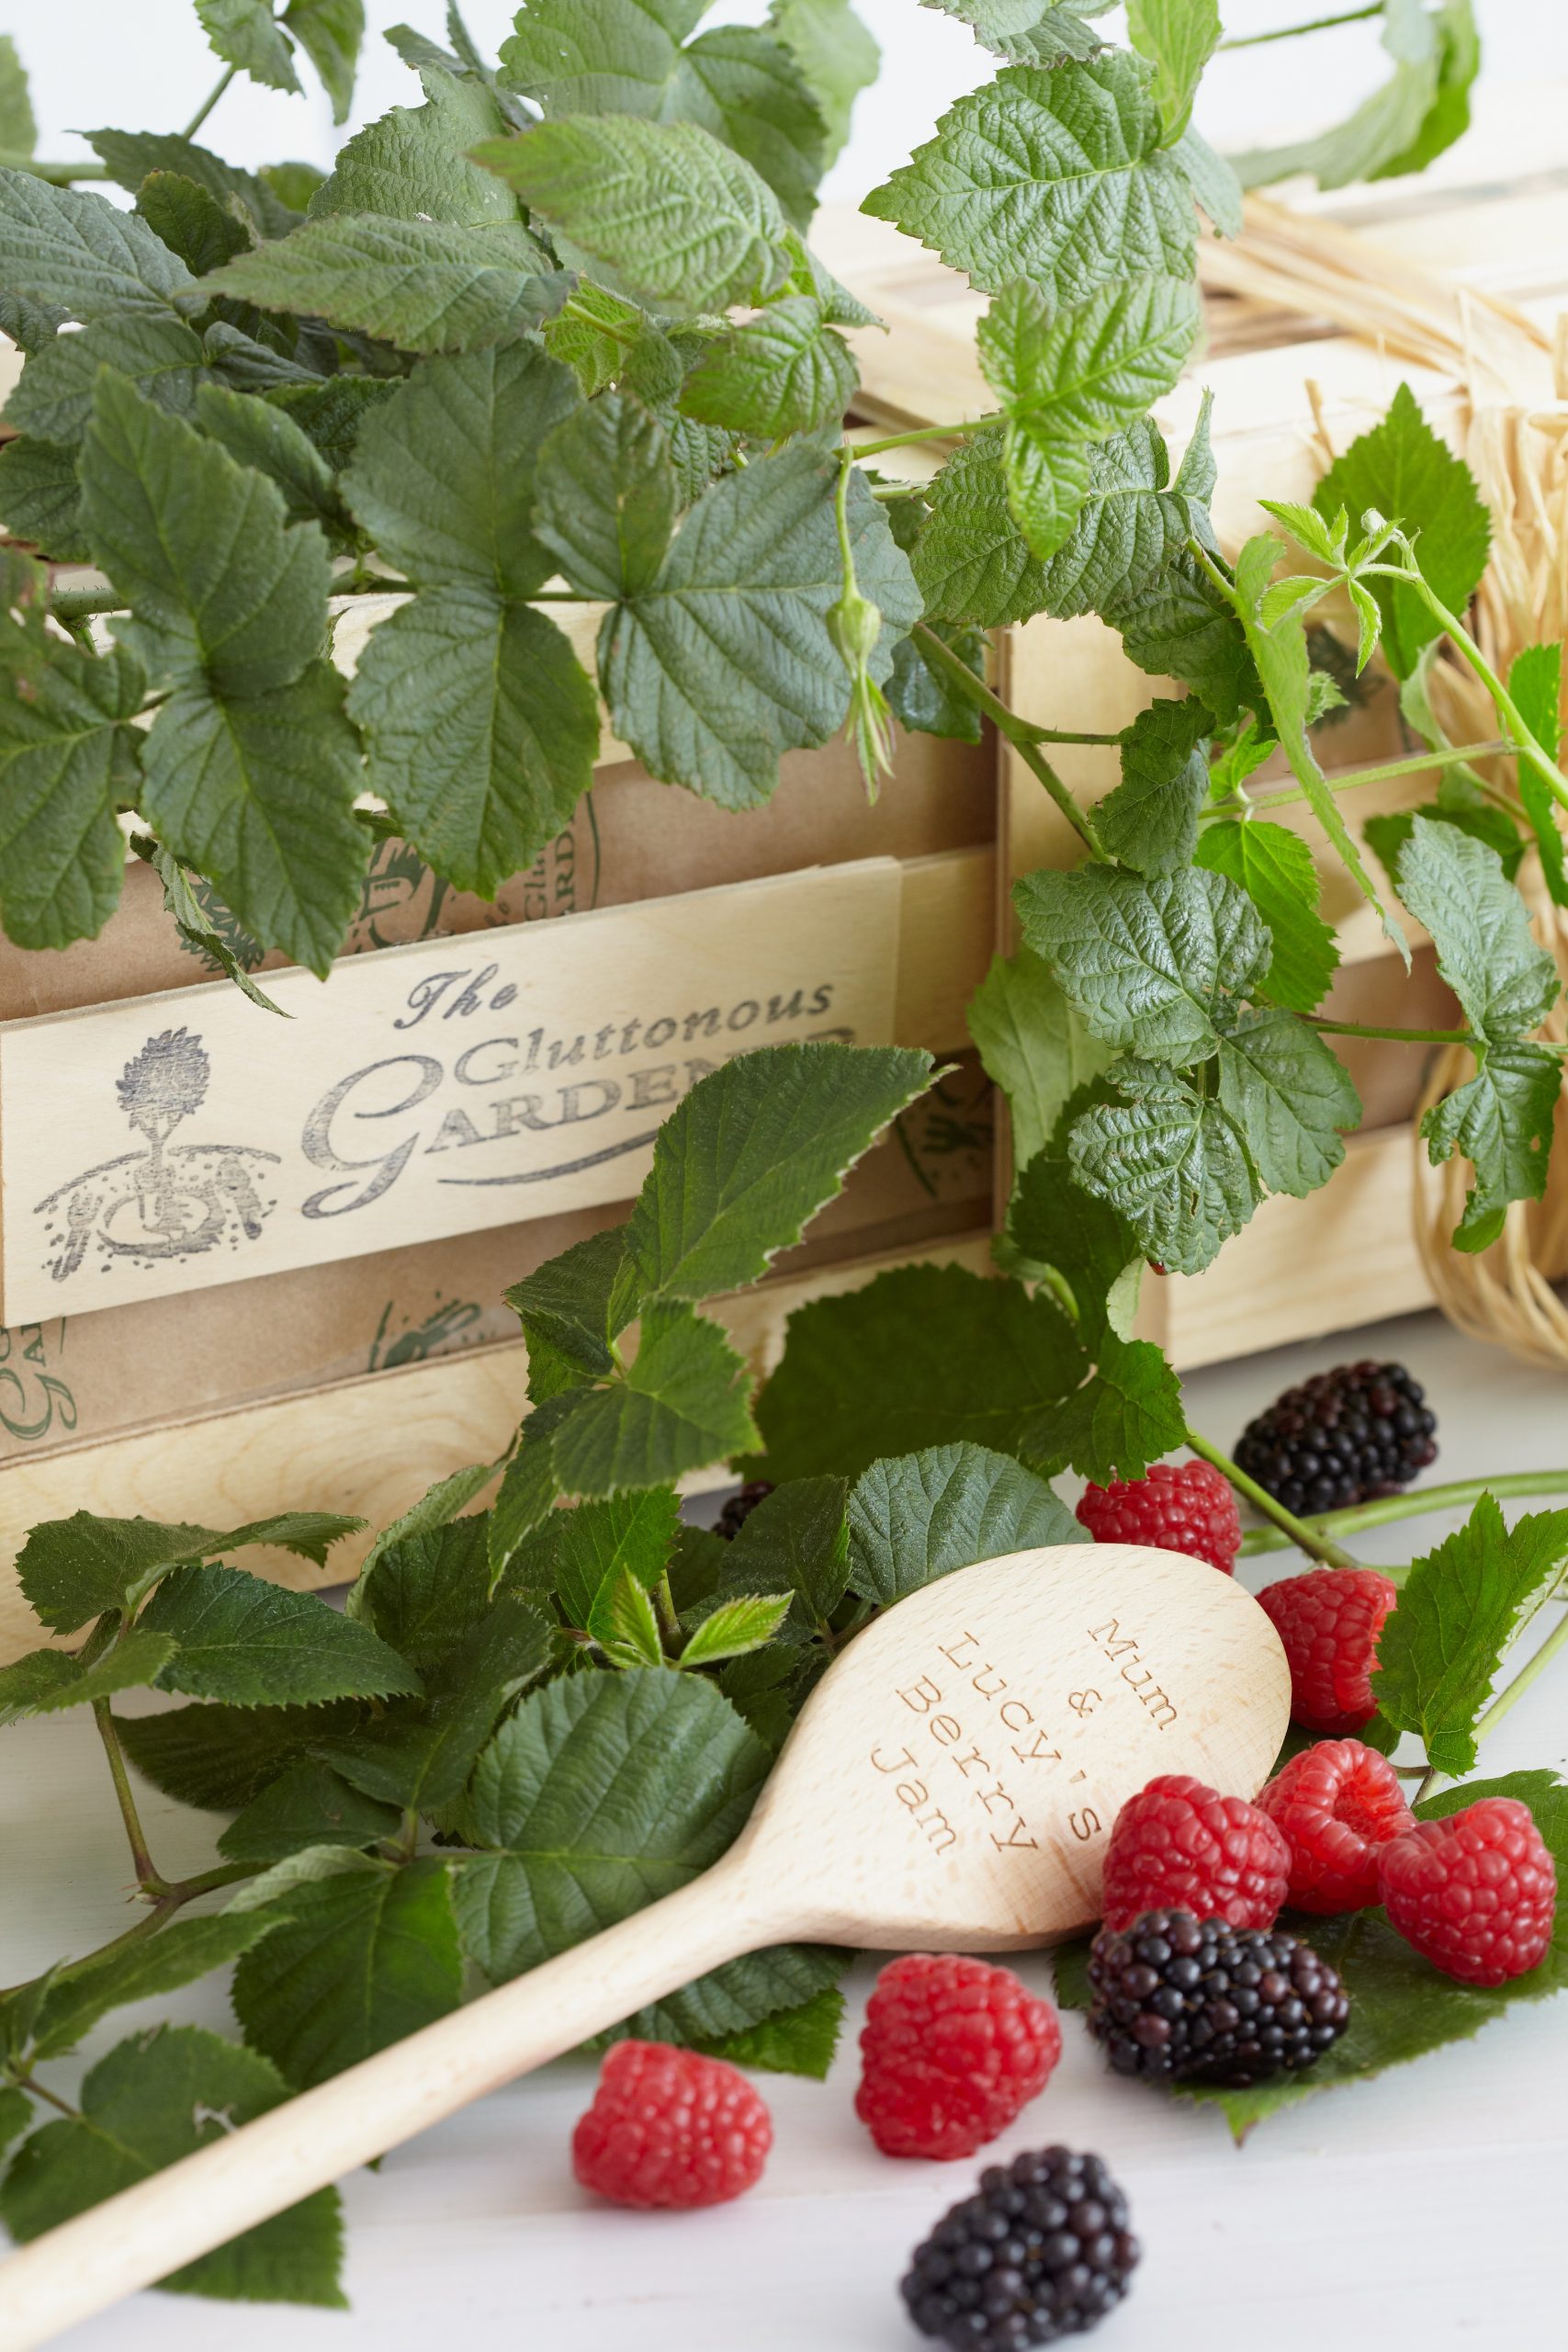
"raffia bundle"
1200,198,1568,1368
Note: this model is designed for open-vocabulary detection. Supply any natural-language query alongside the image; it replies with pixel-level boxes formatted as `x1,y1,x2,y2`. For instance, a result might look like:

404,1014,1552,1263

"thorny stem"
180,62,239,143
48,587,121,626
911,624,1108,859
1220,4,1382,48
92,1702,164,1894
1240,1468,1568,1555
1185,1427,1360,1569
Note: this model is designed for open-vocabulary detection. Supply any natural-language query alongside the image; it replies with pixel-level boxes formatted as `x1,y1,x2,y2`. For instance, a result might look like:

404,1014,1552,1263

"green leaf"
1372,1498,1568,1774
217,1758,402,1864
534,390,677,603
1125,0,1219,141
263,374,398,469
1194,818,1339,1014
589,1564,668,1667
0,2026,344,2303
0,167,199,320
697,1978,845,2076
6,314,214,447
1171,122,1242,236
232,1858,463,2089
922,1,1110,65
969,944,1113,1170
718,1476,850,1624
0,34,37,159
551,1302,759,1496
456,1668,766,1981
681,1590,794,1668
136,174,254,278
0,2088,32,2162
679,296,855,439
609,1940,848,2054
351,1461,499,1602
17,1508,364,1634
1215,1009,1359,1197
0,637,141,950
487,1393,574,1575
1107,544,1258,727
351,1512,491,1665
474,115,792,313
1313,383,1489,680
192,380,349,546
863,52,1195,304
512,1488,681,1631
626,1041,935,1300
207,217,566,353
138,663,368,978
87,130,299,237
1233,0,1476,193
0,436,87,562
0,1630,178,1727
1014,862,1267,1062
197,0,302,94
1098,695,1210,874
285,0,365,121
594,440,920,808
1034,1327,1186,1484
1506,641,1568,908
504,1225,640,1402
746,1261,1087,1484
1070,1060,1263,1275
767,0,879,165
141,1566,422,1708
28,1914,283,2063
886,616,987,743
312,62,515,226
1010,1136,1139,1338
846,1441,1081,1607
117,1700,367,1812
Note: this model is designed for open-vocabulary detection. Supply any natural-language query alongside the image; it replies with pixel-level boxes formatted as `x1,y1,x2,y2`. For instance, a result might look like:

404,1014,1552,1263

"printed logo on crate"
1,863,903,1324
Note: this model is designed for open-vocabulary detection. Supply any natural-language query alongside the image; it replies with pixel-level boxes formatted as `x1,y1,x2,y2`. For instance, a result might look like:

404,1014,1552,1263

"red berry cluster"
1076,1459,1241,1575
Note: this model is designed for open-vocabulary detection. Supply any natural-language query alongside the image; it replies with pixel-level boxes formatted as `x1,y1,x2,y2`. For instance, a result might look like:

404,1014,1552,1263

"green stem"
1185,1427,1360,1569
49,587,121,626
1413,1763,1442,1807
834,448,856,582
3,158,114,184
1220,4,1382,48
850,415,997,458
1239,1468,1568,1555
911,623,1108,859
1304,1015,1475,1046
180,62,238,143
655,1570,681,1648
1466,1605,1568,1751
9,2075,79,2120
1213,740,1515,818
92,1702,166,1895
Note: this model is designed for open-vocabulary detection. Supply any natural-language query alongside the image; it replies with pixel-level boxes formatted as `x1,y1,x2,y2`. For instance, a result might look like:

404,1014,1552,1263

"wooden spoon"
0,1541,1288,2348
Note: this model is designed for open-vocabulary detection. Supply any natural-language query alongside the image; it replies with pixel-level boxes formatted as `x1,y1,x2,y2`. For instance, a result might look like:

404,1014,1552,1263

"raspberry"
1235,1357,1437,1516
900,2145,1140,2349
855,1954,1063,2161
1087,1909,1350,2087
1075,1459,1241,1575
1257,1566,1399,1735
716,1480,773,1540
1257,1738,1413,1912
1377,1798,1557,1986
571,2040,771,2208
1100,1774,1290,1932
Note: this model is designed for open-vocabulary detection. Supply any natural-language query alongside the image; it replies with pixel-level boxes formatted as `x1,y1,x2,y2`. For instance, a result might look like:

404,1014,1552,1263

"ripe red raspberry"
1076,1459,1242,1574
1100,1773,1290,1931
1257,1738,1413,1912
1256,1566,1399,1735
854,1953,1062,2160
1377,1798,1557,1986
571,2041,771,2208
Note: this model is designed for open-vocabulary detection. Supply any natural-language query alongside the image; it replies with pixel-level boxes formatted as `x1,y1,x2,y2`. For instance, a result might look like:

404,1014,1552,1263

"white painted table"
4,1306,1564,2349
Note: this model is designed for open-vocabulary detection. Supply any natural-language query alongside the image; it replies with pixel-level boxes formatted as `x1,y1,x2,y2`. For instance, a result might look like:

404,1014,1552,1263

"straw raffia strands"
1204,198,1568,1368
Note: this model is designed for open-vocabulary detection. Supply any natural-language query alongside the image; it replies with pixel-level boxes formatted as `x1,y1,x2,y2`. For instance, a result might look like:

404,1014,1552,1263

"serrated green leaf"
534,391,677,603
487,1392,574,1575
136,173,254,278
17,1507,364,1634
0,167,199,320
1107,543,1258,727
1215,1008,1359,1197
551,1302,759,1496
197,0,302,94
1125,0,1219,141
6,314,213,447
87,129,299,237
1194,818,1339,1013
285,0,365,121
350,1513,491,1667
0,436,86,562
886,616,987,743
768,0,879,165
745,1261,1087,1483
0,2025,344,2304
0,1629,178,1727
681,1590,794,1668
1313,382,1489,680
863,52,1195,304
1422,1045,1562,1254
921,0,1110,65
1014,862,1267,1062
28,1914,283,2062
590,1563,667,1667
141,1566,421,1708
1010,1133,1140,1333
312,62,515,226
969,946,1113,1171
207,216,566,352
626,1041,934,1300
1032,1327,1186,1483
456,1668,766,1979
117,1700,366,1812
0,34,37,159
1372,1498,1568,1774
679,296,855,438
612,1940,847,2054
216,1758,402,1864
192,380,348,545
847,1442,1081,1606
351,1460,499,1603
1506,642,1568,908
474,115,792,313
718,1476,850,1625
1099,695,1210,874
264,375,398,469
0,637,141,950
504,1225,640,1401
510,1488,681,1631
697,1977,846,2076
1233,0,1476,194
224,1844,384,1912
0,2088,32,2162
1070,1060,1263,1274
542,277,648,398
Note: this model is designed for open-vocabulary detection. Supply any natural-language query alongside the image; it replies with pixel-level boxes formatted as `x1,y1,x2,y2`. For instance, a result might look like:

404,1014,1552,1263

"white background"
6,1,1568,206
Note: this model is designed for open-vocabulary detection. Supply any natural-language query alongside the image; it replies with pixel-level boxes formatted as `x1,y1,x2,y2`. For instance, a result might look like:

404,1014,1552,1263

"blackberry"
1234,1357,1436,1516
901,2146,1140,2350
715,1479,773,1540
1087,1909,1349,2088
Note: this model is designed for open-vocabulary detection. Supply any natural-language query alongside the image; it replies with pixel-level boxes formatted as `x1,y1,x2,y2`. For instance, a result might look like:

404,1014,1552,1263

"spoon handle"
0,1862,775,2352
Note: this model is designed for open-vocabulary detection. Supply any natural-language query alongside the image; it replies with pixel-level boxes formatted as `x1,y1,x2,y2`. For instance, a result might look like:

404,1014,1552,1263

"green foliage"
0,167,199,319
719,1476,851,1625
767,0,879,165
680,296,856,437
17,1508,362,1634
681,1591,795,1668
924,1,1111,64
207,216,565,350
0,636,143,950
1097,696,1210,874
967,945,1113,1170
1194,819,1339,1014
1233,0,1479,193
139,1566,422,1707
845,1442,1082,1605
1506,641,1568,906
0,1630,178,1726
310,63,515,225
26,1916,283,2063
217,1758,401,1863
1125,0,1220,142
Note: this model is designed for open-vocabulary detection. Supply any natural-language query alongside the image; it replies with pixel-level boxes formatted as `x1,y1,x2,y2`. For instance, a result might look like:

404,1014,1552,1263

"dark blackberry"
1234,1357,1436,1516
715,1480,773,1540
901,2146,1140,2350
1087,1909,1349,2089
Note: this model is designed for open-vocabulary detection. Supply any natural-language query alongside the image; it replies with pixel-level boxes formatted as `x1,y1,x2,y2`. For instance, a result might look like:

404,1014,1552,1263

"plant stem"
1215,740,1514,818
180,62,238,142
1303,1015,1474,1046
1220,4,1382,48
1185,1427,1360,1569
6,159,113,184
92,1702,166,1894
11,2075,79,2120
1238,1468,1568,1555
655,1570,681,1648
1413,1763,1442,1806
911,623,1108,859
1467,1604,1568,1751
49,587,121,626
851,416,997,458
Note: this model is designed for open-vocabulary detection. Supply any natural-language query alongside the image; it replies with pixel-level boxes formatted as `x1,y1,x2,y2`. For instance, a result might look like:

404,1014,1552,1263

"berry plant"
1,0,1565,2318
